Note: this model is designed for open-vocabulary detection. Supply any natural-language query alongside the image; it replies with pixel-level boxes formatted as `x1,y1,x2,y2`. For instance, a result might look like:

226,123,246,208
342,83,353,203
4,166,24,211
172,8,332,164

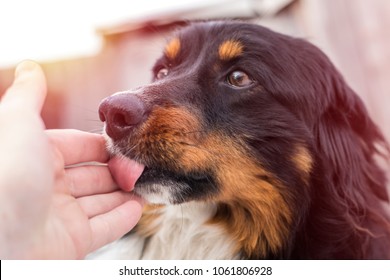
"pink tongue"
108,156,145,192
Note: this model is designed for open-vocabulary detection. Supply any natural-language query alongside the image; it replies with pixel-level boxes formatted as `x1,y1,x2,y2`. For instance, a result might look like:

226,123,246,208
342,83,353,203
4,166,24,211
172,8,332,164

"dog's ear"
315,71,389,202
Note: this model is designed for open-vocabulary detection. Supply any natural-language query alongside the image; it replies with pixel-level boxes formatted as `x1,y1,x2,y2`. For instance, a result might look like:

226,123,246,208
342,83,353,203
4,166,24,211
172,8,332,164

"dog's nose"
99,93,145,140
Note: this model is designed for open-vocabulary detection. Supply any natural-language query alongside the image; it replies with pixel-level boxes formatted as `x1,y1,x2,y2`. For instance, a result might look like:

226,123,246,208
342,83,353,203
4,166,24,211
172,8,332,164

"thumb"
1,60,47,113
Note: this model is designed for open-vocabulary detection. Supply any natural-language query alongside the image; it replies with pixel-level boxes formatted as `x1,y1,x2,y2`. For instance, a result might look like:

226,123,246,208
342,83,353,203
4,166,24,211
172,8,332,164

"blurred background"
0,0,389,141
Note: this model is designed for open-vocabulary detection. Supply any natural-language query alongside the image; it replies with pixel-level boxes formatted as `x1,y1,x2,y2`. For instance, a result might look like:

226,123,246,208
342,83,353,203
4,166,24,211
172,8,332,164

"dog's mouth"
109,155,214,205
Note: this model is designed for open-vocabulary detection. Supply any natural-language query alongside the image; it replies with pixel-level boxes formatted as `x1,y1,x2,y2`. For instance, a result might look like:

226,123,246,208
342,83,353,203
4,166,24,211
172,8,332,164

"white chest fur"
88,202,238,259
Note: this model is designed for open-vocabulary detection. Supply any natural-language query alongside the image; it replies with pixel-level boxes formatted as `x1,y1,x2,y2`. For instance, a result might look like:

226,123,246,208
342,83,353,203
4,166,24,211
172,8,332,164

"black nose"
98,93,145,140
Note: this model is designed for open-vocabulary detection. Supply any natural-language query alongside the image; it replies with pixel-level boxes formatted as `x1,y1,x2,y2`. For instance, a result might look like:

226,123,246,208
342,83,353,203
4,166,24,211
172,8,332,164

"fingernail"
14,60,39,79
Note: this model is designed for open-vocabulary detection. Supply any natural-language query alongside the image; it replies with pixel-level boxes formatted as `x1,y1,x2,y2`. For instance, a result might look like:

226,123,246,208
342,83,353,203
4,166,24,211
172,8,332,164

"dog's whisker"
180,130,206,135
88,128,105,134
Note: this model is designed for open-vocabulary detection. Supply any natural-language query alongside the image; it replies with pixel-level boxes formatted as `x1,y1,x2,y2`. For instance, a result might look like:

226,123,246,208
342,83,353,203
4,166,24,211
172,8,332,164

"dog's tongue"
108,156,145,192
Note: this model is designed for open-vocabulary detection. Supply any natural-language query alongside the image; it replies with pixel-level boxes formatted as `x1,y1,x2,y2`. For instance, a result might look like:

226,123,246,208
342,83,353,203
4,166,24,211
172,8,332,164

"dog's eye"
156,68,169,80
227,71,253,87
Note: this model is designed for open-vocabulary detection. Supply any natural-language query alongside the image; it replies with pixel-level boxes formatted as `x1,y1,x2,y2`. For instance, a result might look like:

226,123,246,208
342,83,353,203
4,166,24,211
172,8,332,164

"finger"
66,165,117,197
88,199,144,253
46,129,109,165
1,61,47,113
77,191,141,218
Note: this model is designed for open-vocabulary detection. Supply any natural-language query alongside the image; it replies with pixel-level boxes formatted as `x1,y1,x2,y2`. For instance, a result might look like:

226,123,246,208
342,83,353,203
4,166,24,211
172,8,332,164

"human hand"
0,61,143,259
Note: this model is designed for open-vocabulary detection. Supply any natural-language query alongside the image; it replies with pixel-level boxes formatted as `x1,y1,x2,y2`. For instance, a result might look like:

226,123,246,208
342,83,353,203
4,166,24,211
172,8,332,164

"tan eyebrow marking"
165,38,181,59
218,40,244,60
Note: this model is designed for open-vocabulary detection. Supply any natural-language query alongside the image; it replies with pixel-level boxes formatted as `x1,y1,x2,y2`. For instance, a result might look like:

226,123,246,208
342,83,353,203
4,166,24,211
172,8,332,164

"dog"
95,20,390,259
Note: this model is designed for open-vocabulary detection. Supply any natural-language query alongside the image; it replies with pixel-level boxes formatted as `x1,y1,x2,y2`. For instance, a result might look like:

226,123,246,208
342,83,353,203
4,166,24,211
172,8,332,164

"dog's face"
100,21,314,206
99,21,389,258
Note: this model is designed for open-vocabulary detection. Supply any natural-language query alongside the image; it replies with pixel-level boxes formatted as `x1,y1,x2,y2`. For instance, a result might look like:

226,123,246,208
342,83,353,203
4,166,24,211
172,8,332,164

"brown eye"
227,70,253,87
156,68,169,80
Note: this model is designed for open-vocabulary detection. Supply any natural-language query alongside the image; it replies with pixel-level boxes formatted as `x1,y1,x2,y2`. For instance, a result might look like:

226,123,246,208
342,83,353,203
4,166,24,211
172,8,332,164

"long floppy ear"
308,70,390,258
315,72,389,203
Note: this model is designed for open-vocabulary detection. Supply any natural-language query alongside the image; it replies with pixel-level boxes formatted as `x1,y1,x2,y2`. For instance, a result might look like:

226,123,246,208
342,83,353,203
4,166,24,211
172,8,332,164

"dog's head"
99,21,390,259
